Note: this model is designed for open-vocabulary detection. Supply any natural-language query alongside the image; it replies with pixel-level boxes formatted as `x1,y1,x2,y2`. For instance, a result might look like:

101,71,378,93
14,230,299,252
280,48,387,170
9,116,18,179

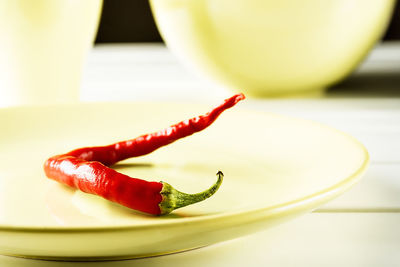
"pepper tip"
237,93,246,100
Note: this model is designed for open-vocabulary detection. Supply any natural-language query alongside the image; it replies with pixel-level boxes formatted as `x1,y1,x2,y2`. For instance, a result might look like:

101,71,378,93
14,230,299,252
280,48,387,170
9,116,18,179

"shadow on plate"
112,163,154,170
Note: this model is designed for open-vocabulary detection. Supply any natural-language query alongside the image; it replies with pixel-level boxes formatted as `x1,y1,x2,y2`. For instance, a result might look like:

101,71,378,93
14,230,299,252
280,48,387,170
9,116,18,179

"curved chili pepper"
44,94,245,215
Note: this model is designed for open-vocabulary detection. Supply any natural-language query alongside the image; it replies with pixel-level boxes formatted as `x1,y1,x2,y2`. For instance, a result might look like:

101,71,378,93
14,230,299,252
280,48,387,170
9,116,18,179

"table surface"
2,42,400,266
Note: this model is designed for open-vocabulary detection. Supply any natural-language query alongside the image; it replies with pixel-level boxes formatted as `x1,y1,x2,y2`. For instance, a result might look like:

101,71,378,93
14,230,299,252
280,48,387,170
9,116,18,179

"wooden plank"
320,163,400,210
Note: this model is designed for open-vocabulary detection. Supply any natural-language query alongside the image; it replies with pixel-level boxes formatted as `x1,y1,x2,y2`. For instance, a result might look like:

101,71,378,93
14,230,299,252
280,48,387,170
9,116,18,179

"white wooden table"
2,42,399,266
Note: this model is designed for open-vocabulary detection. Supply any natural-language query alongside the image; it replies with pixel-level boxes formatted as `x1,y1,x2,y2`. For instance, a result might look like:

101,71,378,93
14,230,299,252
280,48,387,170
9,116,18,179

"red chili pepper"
44,94,245,215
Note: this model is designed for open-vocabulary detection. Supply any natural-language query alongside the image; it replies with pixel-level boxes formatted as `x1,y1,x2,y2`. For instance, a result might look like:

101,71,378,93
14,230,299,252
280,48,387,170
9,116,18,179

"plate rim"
0,102,370,233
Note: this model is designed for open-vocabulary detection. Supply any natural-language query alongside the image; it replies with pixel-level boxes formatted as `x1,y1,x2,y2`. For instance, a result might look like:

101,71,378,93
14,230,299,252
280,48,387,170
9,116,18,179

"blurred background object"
149,0,396,97
94,0,398,98
0,0,102,107
95,0,399,43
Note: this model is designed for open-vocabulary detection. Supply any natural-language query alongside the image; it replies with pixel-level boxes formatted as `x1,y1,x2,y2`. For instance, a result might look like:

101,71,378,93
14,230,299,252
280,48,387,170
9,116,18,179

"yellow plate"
0,102,368,260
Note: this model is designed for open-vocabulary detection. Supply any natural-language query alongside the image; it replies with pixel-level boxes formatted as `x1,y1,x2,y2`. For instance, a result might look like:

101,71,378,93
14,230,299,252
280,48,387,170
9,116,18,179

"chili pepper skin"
67,93,245,166
44,94,244,215
44,155,164,214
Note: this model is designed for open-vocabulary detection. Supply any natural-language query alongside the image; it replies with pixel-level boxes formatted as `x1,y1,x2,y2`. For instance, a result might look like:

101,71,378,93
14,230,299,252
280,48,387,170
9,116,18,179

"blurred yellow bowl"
150,0,395,97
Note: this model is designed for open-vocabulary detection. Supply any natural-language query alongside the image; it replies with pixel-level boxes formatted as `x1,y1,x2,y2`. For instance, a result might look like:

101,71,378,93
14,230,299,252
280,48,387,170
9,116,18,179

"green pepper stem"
159,171,224,215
